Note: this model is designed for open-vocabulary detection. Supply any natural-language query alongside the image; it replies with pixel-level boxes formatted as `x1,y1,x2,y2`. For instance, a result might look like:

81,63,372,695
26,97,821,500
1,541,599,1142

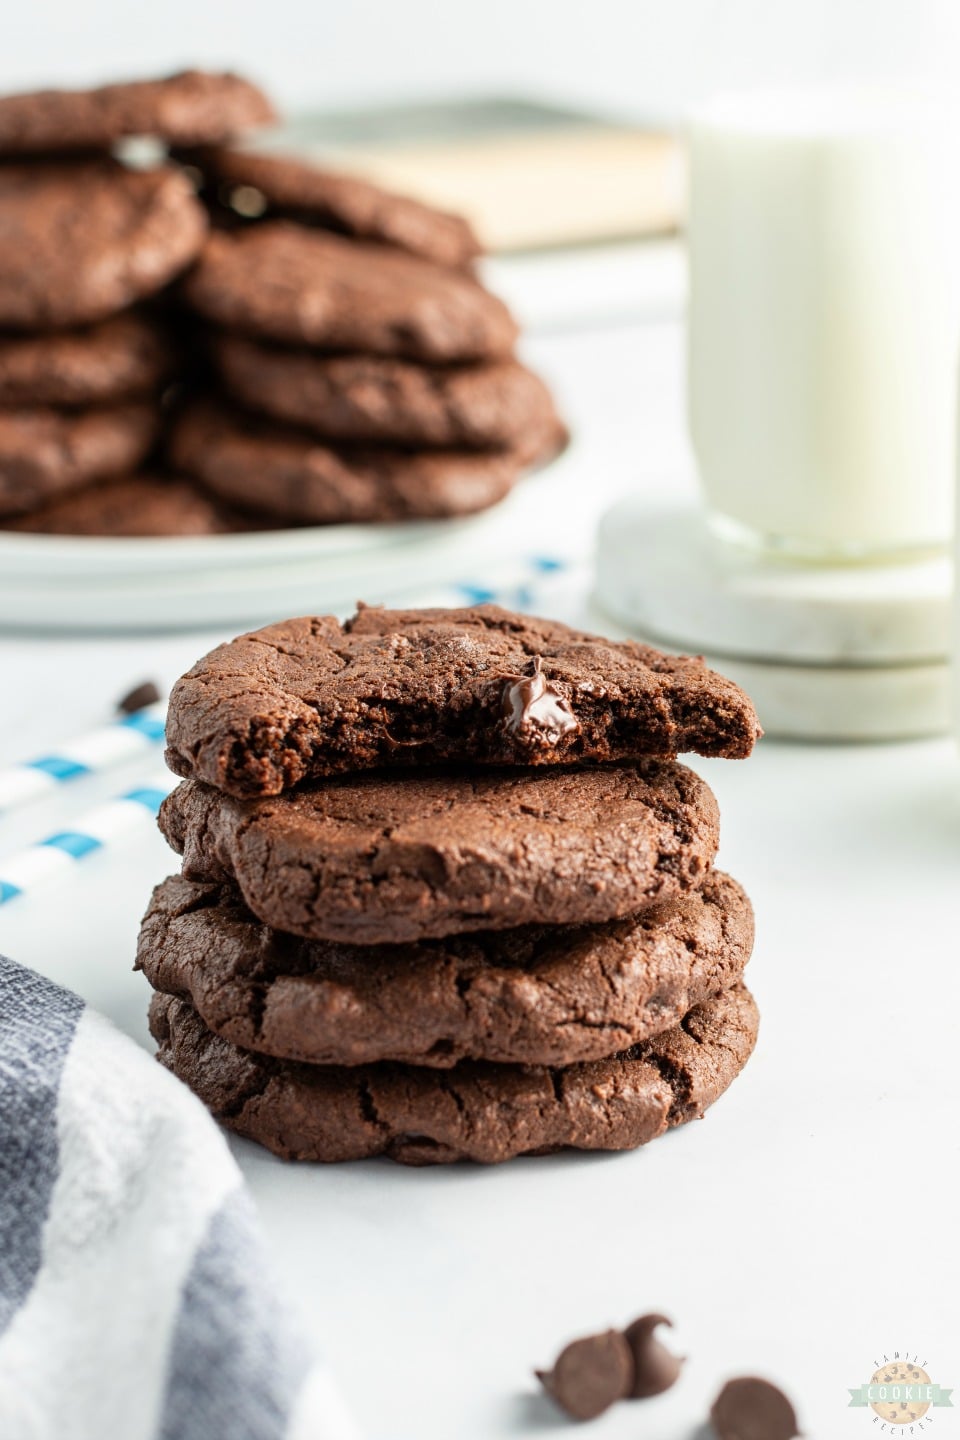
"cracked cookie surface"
158,760,720,944
3,473,247,537
0,70,274,155
149,982,759,1164
0,402,160,517
180,222,517,360
0,160,207,330
138,871,753,1066
168,399,563,525
0,312,176,408
213,339,558,449
164,604,762,797
182,144,481,269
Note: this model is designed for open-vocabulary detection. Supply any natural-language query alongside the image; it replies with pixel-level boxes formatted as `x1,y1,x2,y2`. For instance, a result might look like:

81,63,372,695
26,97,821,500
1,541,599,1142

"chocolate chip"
623,1312,683,1398
536,1329,634,1421
117,680,161,713
500,655,579,747
710,1376,800,1439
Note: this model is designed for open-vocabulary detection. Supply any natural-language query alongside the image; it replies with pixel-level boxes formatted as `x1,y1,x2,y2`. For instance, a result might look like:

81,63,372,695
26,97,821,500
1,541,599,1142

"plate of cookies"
0,70,566,629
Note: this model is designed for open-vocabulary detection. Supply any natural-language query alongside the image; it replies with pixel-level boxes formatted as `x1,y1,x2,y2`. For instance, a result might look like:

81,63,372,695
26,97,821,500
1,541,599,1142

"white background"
2,0,960,120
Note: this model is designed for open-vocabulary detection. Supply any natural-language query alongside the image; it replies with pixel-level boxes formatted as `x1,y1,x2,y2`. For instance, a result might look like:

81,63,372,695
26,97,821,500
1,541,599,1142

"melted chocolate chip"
500,656,579,747
624,1312,684,1398
710,1376,800,1439
536,1329,633,1421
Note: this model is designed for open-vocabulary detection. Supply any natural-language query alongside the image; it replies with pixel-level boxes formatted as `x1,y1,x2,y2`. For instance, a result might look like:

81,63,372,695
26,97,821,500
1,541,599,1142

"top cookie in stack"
142,604,763,1165
0,71,564,534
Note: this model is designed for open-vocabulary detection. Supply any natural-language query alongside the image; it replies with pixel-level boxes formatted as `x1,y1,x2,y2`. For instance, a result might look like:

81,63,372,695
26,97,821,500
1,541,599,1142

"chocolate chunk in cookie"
1,472,250,536
181,222,517,360
164,605,762,797
214,338,559,449
0,404,160,518
0,71,274,156
158,761,720,945
183,145,480,269
0,160,208,331
0,313,176,408
148,982,759,1164
137,870,753,1066
167,399,561,526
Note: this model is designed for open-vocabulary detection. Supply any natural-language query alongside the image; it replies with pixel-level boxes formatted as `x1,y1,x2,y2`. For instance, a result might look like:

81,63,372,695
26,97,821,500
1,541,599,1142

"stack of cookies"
167,149,565,528
139,604,763,1166
0,71,562,536
0,72,270,533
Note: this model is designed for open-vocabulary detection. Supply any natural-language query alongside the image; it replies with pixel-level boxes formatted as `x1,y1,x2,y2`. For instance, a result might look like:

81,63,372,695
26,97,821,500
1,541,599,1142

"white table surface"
1,310,958,1440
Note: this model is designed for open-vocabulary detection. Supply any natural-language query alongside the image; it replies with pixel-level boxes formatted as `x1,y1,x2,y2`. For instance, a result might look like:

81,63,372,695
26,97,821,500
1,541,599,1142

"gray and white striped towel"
0,954,360,1440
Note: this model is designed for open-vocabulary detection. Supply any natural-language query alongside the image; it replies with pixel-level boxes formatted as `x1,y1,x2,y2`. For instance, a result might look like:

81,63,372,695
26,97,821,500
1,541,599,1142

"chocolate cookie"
0,313,176,407
167,399,561,526
164,605,762,797
214,337,560,449
0,71,275,156
138,870,753,1067
158,761,720,945
184,145,481,269
2,473,242,537
149,982,759,1164
0,160,208,330
181,222,517,361
0,403,159,518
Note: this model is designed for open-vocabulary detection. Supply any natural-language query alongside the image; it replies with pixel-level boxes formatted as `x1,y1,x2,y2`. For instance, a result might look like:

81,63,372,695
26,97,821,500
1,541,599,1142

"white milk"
688,91,960,558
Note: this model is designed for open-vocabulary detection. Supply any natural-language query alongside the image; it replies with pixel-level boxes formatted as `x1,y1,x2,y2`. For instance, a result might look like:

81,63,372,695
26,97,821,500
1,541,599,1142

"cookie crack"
217,1067,270,1122
357,1078,387,1133
638,1050,691,1124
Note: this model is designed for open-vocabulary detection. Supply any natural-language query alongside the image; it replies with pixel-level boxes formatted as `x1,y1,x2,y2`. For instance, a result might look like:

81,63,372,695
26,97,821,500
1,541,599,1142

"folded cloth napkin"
0,954,359,1440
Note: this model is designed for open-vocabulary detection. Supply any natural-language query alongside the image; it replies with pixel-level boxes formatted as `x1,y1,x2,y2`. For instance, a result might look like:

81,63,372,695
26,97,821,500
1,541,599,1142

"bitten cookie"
0,160,208,330
164,605,762,796
158,761,720,945
214,338,560,449
138,870,753,1067
0,70,275,155
0,403,160,518
181,222,518,360
2,473,245,537
0,313,176,408
183,144,481,269
149,983,760,1164
167,399,562,526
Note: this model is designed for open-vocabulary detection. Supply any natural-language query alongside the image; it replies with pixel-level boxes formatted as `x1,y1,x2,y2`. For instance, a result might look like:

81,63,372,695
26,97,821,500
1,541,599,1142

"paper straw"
0,703,166,818
0,773,175,906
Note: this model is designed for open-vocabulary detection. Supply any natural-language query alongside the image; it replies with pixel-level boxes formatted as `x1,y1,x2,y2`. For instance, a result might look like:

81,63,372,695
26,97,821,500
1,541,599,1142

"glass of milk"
688,90,960,560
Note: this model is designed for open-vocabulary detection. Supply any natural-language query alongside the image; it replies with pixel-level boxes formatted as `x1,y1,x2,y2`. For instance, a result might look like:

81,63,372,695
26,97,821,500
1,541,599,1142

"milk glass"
688,91,960,559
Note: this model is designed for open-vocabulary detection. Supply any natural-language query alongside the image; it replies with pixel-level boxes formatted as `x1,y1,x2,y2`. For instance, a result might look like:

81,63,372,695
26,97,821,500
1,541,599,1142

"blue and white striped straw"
0,703,166,817
0,772,174,905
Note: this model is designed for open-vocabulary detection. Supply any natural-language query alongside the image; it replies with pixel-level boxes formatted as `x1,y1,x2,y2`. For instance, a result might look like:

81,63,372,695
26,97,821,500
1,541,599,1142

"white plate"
0,514,443,578
0,447,576,631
